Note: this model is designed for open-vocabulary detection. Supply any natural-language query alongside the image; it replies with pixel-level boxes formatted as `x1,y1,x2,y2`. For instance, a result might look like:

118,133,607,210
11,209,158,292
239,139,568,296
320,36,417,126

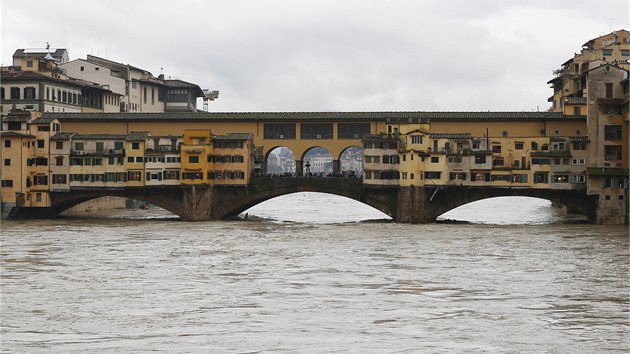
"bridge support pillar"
179,185,215,221
295,160,303,176
332,160,340,174
396,186,431,223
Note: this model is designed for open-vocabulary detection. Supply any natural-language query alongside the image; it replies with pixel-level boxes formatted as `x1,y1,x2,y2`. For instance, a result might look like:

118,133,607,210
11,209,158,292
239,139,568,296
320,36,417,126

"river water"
1,194,628,353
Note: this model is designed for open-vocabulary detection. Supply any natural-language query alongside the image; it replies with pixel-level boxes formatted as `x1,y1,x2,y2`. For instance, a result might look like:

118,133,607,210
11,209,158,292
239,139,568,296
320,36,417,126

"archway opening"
61,196,179,220
302,147,333,176
339,146,363,178
240,192,391,223
437,196,588,224
266,146,296,176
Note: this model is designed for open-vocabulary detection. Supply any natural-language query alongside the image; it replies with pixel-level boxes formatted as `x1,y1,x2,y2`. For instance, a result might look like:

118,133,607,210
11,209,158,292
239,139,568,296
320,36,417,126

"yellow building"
181,129,213,185
210,133,255,185
123,132,151,187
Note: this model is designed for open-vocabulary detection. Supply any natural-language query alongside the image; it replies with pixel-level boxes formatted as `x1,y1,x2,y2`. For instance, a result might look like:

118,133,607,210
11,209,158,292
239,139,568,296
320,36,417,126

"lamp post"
305,160,311,177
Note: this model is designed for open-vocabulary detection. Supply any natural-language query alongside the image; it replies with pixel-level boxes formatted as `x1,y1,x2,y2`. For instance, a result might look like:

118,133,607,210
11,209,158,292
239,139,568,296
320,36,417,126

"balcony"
71,149,125,156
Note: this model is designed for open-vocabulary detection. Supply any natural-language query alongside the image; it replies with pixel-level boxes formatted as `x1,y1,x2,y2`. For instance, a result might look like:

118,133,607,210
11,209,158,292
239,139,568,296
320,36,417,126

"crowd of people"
255,171,361,178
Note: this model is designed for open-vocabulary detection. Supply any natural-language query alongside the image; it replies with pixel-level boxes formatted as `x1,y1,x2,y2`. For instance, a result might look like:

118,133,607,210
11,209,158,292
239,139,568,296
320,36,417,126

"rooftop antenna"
609,18,612,32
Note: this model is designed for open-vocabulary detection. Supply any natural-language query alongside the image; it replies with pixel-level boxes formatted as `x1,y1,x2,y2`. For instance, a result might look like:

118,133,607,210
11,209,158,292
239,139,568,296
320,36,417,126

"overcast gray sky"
2,0,628,112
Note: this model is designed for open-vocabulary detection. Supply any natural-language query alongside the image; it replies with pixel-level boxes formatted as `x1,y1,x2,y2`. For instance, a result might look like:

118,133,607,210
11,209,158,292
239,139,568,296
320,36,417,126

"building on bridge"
0,31,627,223
0,110,256,215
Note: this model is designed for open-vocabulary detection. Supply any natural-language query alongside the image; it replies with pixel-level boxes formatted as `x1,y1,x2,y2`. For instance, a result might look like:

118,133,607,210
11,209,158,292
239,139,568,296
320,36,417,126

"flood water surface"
1,195,628,353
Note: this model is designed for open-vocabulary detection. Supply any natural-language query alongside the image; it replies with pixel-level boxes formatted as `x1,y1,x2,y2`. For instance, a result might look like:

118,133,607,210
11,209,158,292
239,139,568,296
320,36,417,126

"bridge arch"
339,145,364,177
239,191,391,222
265,146,297,175
417,186,596,223
302,146,333,175
437,196,587,224
214,178,398,220
34,188,188,219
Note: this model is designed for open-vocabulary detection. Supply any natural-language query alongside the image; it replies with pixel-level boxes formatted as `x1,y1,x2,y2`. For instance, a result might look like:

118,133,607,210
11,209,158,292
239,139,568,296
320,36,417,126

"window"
135,157,143,163
55,141,63,150
605,105,623,115
425,172,441,180
532,158,550,165
74,142,84,151
37,139,45,148
512,174,528,183
493,157,504,166
4,140,10,148
80,66,84,71
572,141,587,150
131,142,140,150
166,89,188,102
27,60,33,68
474,155,487,164
604,125,622,140
143,87,147,104
53,174,67,184
448,156,462,163
604,145,622,160
128,171,142,181
573,107,581,115
621,49,630,57
514,142,524,150
55,156,64,166
188,156,199,163
34,175,48,185
602,49,613,57
411,135,423,144
264,123,296,139
2,180,13,188
472,142,480,150
605,83,613,98
449,172,466,180
24,87,36,99
491,174,511,182
164,170,180,180
552,142,565,151
431,156,439,163
127,157,134,163
151,89,155,105
534,172,549,184
553,174,569,183
4,159,10,166
300,123,333,139
531,141,538,151
337,123,370,139
10,87,20,99
492,145,501,153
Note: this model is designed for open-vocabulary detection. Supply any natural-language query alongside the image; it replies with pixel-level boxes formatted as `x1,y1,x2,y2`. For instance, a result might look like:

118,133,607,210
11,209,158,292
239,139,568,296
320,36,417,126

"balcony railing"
71,149,125,156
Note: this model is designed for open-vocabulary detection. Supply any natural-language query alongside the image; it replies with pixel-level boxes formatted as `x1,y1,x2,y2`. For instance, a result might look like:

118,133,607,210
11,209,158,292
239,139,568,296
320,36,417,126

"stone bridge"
8,178,596,223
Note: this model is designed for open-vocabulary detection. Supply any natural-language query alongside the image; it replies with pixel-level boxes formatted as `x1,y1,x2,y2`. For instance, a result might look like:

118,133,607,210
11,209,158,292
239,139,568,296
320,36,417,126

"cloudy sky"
2,0,628,112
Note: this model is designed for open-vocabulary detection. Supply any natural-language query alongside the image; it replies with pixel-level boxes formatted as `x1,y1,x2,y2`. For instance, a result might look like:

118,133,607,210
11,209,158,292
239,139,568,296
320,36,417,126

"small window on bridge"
338,123,370,139
301,123,332,139
264,123,296,139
